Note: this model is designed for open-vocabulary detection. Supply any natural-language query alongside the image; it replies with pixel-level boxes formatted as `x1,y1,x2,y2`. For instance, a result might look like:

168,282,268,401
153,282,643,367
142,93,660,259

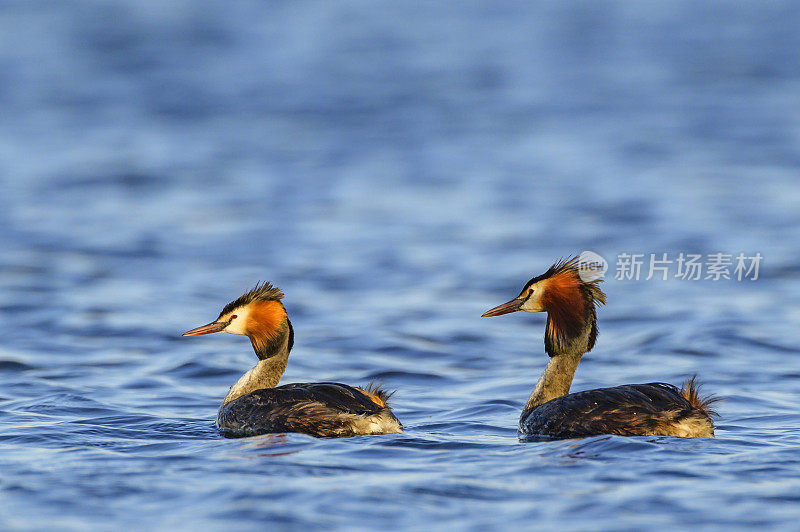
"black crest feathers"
219,281,285,318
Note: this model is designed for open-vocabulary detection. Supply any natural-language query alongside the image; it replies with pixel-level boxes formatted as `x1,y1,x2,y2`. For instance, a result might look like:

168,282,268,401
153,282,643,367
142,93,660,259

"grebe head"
482,257,606,355
182,282,292,358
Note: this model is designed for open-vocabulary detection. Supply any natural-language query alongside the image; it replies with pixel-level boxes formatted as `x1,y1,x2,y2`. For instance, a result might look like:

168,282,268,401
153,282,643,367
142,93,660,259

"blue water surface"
2,1,800,530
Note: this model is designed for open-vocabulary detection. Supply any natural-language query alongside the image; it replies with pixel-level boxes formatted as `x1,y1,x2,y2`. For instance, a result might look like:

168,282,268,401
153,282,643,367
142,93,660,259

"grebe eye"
230,315,238,320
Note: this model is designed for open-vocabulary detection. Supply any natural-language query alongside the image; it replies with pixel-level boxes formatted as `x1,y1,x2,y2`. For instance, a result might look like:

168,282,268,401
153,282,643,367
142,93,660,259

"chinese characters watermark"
579,252,762,281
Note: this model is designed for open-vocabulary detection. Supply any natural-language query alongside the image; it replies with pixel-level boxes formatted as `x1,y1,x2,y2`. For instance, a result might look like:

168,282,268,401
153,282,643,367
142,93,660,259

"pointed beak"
181,320,228,336
481,298,525,317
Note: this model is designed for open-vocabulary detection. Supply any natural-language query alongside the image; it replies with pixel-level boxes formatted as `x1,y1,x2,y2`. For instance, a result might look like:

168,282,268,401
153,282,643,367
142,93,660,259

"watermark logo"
578,251,608,282
576,252,762,281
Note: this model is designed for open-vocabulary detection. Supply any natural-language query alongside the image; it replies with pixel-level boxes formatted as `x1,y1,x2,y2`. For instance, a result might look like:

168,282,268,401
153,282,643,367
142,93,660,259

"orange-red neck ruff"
246,300,287,347
542,270,587,339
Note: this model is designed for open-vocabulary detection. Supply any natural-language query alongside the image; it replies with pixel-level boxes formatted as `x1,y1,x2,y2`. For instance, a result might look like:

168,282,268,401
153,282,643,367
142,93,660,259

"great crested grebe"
182,282,402,438
482,257,718,439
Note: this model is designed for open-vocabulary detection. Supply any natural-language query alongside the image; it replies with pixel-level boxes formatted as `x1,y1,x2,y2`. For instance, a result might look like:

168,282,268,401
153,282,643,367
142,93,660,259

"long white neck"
523,352,582,410
222,328,292,405
523,327,590,411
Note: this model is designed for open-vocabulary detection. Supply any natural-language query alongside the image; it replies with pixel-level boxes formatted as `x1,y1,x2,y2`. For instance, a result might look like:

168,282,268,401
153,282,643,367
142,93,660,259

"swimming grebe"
482,257,717,439
182,282,402,438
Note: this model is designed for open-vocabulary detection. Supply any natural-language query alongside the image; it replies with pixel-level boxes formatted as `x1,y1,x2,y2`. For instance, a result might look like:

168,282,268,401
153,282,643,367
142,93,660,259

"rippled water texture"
2,1,800,530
